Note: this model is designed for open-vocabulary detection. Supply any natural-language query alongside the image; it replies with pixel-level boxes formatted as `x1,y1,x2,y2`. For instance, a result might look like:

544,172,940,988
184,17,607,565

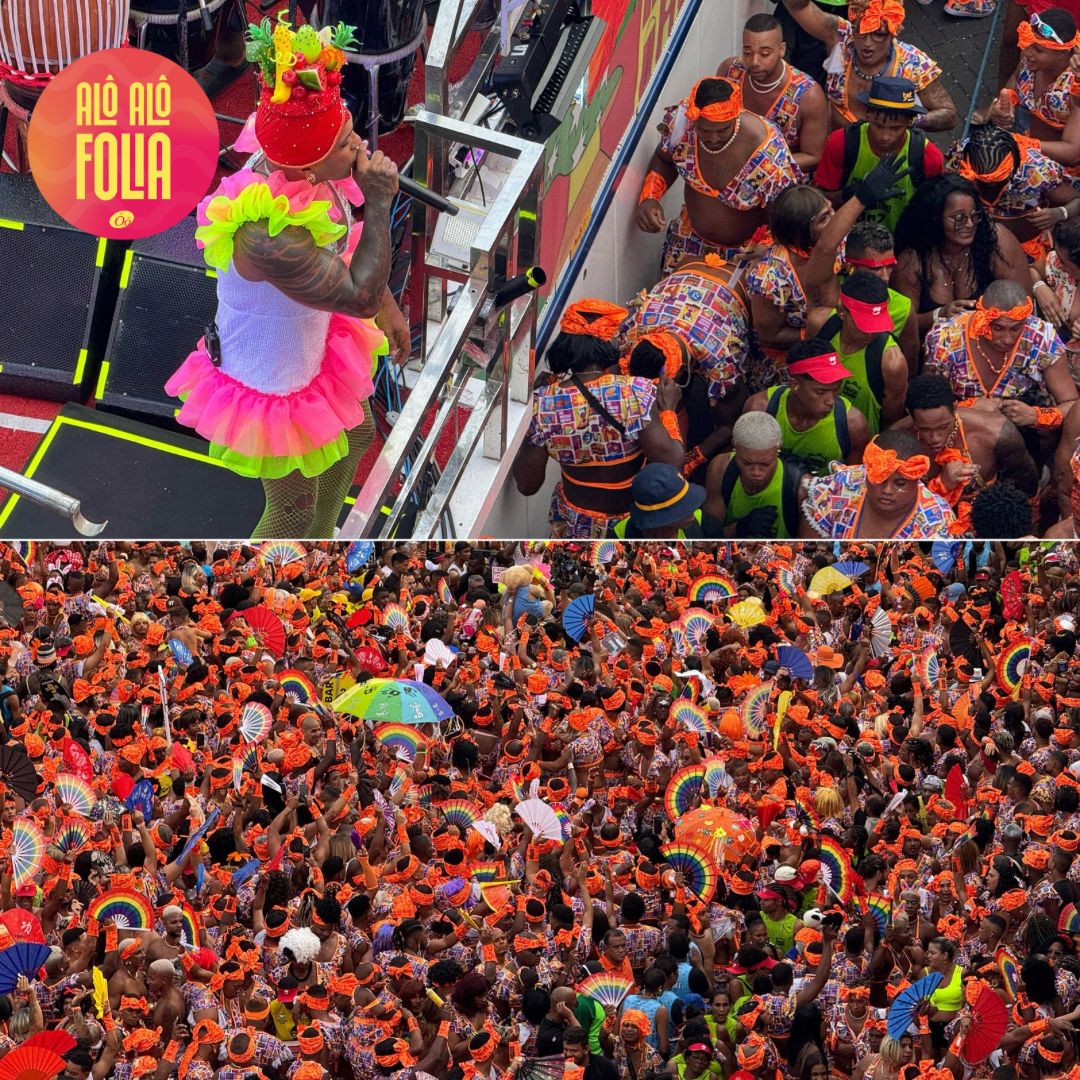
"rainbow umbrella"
335,679,452,725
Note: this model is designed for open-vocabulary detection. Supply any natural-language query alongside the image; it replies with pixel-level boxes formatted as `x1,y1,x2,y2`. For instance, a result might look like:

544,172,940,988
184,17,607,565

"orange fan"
911,575,935,601
0,1044,66,1080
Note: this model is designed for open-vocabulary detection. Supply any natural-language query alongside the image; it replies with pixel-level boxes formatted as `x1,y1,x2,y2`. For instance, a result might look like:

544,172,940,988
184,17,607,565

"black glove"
851,154,912,209
733,505,779,538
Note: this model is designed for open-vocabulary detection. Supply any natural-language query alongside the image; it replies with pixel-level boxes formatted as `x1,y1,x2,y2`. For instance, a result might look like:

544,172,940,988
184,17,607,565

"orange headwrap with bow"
685,78,742,123
967,295,1033,339
864,438,930,483
622,332,687,379
856,0,905,34
560,299,628,340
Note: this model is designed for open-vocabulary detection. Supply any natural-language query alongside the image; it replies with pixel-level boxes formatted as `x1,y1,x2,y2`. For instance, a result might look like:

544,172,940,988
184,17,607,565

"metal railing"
338,108,544,539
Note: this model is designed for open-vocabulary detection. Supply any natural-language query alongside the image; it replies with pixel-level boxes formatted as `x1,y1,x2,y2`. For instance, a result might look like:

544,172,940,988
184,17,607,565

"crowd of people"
515,0,1080,541
3,537,1080,1080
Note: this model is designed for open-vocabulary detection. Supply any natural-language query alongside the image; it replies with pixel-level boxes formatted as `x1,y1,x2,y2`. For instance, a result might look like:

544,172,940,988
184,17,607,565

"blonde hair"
878,1038,905,1067
814,787,844,818
180,563,205,595
482,803,513,837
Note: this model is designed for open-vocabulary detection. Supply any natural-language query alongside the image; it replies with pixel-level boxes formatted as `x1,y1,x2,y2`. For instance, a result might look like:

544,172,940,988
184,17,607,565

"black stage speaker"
97,215,218,429
0,171,125,401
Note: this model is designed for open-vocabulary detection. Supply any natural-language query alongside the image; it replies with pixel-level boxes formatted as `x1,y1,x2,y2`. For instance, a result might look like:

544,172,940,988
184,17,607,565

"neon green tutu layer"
207,431,351,480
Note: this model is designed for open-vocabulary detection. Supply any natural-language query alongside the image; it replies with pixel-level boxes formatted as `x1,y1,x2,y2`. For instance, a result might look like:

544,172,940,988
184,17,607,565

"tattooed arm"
779,0,840,50
231,150,399,319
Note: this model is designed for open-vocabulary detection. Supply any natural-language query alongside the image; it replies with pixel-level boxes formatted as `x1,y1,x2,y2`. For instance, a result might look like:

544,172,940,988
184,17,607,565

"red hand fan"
234,605,286,657
0,1044,66,1080
23,1032,77,1057
961,984,1008,1064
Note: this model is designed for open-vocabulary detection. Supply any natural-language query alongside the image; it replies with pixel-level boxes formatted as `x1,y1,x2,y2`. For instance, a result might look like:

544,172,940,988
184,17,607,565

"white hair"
279,927,321,965
162,905,183,920
732,412,782,451
149,958,177,980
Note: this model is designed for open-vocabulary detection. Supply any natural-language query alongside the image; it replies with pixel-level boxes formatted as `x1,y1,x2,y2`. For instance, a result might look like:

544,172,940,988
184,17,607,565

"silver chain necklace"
748,61,787,94
698,114,741,156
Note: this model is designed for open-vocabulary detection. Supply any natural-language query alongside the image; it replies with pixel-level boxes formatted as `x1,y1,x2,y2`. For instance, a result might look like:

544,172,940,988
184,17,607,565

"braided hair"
963,124,1021,178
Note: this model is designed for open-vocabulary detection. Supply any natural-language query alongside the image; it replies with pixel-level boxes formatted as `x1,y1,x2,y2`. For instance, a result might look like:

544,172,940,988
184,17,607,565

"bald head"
982,278,1028,310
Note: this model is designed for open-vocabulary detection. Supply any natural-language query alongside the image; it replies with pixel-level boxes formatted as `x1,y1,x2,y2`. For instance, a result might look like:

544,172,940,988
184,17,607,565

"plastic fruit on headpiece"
244,11,359,168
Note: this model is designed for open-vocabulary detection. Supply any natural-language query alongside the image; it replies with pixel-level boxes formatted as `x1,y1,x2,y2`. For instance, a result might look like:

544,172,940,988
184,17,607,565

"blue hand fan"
231,857,262,888
932,542,960,575
562,594,595,643
0,942,50,994
179,807,220,862
124,778,155,821
887,972,943,1040
168,637,193,667
776,644,813,681
832,561,869,579
347,541,375,572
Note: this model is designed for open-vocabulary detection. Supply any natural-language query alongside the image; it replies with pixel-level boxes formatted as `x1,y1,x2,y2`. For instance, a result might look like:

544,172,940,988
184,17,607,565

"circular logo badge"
27,48,219,240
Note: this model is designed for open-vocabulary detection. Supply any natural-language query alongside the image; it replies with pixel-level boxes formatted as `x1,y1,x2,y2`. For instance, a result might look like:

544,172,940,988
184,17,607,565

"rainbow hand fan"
437,578,455,606
659,842,718,904
817,836,854,903
239,701,274,744
1060,903,1080,935
259,541,307,566
279,669,317,703
88,888,154,930
670,625,690,657
865,894,892,935
681,609,714,652
671,699,710,737
688,574,736,604
776,565,798,596
436,799,478,831
996,641,1030,694
996,945,1019,1000
54,819,91,856
665,765,705,821
373,722,430,760
180,902,200,948
916,647,939,687
703,757,731,798
592,541,619,567
54,775,95,817
577,971,633,1008
381,602,411,634
10,819,44,886
741,682,771,739
471,862,504,882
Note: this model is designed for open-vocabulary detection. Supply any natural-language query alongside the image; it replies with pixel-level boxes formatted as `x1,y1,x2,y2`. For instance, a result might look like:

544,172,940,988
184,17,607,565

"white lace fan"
515,798,563,842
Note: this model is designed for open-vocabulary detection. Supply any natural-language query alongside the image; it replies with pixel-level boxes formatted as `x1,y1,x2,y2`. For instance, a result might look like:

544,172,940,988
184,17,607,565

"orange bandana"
864,438,930,483
1018,17,1080,50
685,78,742,123
560,299,628,340
623,332,685,378
967,296,1033,339
857,0,905,34
958,153,1014,185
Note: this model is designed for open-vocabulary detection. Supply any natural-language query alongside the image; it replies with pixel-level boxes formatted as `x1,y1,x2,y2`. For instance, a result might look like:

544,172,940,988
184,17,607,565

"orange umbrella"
674,805,757,863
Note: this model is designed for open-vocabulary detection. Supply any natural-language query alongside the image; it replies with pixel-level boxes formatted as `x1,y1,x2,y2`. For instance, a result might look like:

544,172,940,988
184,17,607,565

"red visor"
787,351,854,383
841,293,894,333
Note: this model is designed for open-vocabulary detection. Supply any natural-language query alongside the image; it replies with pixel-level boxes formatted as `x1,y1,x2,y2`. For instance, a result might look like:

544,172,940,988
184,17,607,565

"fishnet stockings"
250,411,376,539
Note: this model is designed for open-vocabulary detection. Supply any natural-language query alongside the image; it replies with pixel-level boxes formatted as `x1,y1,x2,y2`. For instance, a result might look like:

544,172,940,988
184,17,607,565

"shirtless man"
894,375,1039,518
107,938,147,1010
146,905,188,964
779,0,958,131
636,76,802,275
147,958,184,1044
718,13,829,172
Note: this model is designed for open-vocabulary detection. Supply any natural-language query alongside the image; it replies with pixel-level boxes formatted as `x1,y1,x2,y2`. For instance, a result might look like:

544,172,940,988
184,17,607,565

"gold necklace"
971,335,1010,375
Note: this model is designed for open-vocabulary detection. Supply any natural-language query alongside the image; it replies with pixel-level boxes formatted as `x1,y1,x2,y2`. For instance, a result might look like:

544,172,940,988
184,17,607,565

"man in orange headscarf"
635,76,802,274
778,0,957,130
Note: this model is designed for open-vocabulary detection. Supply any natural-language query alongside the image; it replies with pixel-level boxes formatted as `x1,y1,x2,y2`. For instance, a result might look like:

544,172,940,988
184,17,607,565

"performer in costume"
165,13,410,538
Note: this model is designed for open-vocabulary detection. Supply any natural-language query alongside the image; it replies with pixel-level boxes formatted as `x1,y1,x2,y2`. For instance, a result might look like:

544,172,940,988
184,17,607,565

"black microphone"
491,267,546,309
397,174,459,216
